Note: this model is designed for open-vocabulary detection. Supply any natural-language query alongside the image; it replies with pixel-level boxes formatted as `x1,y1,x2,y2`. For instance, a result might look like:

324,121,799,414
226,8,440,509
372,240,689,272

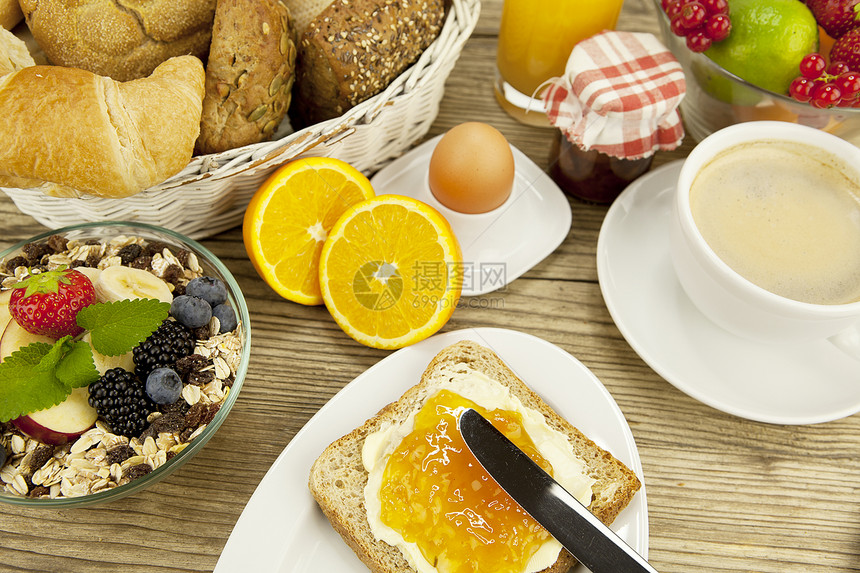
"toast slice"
308,340,642,573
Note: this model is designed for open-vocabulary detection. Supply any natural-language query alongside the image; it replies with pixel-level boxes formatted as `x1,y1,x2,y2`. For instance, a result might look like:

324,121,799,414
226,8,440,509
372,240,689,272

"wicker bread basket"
2,0,481,239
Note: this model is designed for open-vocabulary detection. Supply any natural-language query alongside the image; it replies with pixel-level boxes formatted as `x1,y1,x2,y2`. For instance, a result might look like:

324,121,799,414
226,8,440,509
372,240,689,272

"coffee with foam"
689,140,860,306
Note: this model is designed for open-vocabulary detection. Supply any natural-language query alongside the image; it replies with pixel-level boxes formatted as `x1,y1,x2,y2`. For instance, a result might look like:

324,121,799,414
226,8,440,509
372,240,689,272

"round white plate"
597,161,860,425
370,134,572,297
215,327,648,573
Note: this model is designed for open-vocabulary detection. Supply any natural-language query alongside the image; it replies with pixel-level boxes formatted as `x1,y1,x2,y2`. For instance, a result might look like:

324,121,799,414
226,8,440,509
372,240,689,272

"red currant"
678,2,707,31
705,14,731,41
700,0,729,15
799,53,827,79
810,83,842,108
835,72,860,100
670,14,688,36
827,61,851,76
686,30,713,52
789,77,816,102
666,0,686,21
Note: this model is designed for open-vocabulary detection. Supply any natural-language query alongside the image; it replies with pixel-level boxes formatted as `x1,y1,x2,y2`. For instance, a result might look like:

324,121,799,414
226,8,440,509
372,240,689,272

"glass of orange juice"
494,0,625,126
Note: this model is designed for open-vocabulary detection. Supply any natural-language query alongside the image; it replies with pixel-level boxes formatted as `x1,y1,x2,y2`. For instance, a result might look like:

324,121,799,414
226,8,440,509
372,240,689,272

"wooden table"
2,1,858,571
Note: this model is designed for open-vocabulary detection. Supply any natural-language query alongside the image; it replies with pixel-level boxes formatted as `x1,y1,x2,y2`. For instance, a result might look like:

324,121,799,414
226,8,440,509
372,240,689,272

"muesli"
0,234,243,499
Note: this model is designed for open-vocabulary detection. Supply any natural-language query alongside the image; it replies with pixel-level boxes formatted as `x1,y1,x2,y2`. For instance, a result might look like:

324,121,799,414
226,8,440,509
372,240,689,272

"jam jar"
542,31,687,204
549,130,653,203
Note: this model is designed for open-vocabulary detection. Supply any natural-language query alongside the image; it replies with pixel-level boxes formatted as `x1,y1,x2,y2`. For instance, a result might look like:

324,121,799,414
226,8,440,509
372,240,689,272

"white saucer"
597,161,860,425
370,134,571,296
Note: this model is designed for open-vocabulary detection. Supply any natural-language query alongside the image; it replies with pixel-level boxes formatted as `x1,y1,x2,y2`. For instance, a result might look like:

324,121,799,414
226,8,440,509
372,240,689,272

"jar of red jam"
548,132,653,203
543,31,686,204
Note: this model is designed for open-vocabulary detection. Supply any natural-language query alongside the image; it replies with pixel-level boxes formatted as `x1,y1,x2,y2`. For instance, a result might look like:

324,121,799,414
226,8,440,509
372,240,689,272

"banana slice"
81,331,135,375
72,266,101,285
94,266,173,304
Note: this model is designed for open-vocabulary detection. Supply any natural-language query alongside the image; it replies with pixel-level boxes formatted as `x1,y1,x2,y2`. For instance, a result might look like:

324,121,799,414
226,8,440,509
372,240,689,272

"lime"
705,0,818,96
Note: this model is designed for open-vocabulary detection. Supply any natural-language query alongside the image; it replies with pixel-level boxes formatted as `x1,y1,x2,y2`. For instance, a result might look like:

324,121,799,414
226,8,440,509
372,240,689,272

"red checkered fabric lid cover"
543,31,686,160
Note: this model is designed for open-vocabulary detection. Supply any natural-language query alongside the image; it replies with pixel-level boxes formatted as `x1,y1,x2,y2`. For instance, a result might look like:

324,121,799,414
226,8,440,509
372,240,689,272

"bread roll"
0,26,34,76
0,0,22,30
292,0,445,126
0,56,205,198
282,0,331,36
19,0,215,81
196,0,297,155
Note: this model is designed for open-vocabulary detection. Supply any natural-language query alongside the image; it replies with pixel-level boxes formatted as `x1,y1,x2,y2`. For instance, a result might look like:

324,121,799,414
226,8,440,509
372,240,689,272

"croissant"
0,55,205,199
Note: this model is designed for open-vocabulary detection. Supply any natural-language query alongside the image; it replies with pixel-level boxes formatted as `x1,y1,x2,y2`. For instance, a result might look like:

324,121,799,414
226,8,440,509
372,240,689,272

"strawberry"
806,0,860,39
9,268,96,338
831,27,860,70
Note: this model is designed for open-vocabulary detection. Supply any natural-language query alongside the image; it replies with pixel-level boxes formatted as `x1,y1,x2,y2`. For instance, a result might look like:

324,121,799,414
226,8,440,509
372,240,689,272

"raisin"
106,444,135,465
22,242,52,265
130,255,152,270
144,241,171,257
188,370,215,386
175,354,210,376
4,255,27,270
162,264,185,286
28,486,50,498
26,445,55,474
45,235,68,253
123,463,153,483
117,244,143,265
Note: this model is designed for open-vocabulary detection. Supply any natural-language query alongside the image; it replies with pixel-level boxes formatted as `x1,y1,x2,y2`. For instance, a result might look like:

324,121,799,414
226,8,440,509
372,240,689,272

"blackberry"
133,319,196,379
88,368,154,437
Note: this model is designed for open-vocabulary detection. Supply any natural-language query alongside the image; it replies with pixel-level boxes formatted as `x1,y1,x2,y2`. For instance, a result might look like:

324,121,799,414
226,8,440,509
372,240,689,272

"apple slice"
12,387,97,445
0,320,55,362
81,331,134,375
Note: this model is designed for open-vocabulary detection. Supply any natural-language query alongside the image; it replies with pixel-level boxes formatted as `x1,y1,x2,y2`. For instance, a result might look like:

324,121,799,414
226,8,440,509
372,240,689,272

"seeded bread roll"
292,0,445,127
0,56,205,198
196,0,297,155
309,340,642,573
283,0,332,36
19,0,216,81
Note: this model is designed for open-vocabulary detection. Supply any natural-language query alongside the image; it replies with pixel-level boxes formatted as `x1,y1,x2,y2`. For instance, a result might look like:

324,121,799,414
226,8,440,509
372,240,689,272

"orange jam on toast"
378,390,554,573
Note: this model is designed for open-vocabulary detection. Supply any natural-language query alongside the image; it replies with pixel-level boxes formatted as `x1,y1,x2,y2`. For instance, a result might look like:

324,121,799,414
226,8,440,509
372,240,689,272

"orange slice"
242,157,375,305
319,195,462,349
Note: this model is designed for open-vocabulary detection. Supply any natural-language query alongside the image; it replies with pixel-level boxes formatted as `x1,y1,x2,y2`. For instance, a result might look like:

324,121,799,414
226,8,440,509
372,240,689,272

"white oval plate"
215,327,648,572
597,160,860,425
370,135,572,297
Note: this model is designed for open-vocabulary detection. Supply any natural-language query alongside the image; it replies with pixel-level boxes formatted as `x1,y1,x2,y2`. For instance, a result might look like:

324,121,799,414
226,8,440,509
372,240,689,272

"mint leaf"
32,336,73,374
77,299,170,356
0,342,70,422
56,340,100,389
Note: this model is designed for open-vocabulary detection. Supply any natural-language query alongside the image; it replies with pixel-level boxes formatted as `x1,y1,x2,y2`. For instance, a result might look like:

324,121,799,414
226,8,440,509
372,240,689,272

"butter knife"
459,408,657,573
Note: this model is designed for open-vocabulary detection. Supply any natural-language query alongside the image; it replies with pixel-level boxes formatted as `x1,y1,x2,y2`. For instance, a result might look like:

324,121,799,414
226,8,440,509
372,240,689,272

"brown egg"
428,122,515,214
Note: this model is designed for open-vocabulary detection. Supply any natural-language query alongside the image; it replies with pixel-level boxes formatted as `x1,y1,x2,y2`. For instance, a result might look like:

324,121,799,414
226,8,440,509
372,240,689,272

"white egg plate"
370,133,572,297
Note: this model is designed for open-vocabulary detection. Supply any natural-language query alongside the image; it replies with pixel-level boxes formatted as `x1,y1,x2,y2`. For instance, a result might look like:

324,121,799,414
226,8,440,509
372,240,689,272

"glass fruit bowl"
651,0,860,145
0,222,250,507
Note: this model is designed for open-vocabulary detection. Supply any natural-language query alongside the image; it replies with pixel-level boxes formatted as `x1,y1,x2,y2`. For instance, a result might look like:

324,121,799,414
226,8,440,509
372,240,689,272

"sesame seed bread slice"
308,340,642,573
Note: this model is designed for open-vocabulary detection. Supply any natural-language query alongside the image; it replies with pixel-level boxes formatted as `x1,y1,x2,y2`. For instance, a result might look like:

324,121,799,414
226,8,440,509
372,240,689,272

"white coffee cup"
670,121,860,360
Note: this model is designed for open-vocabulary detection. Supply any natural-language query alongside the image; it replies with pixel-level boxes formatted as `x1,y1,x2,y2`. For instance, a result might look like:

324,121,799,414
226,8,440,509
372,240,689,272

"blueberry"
145,368,183,405
170,294,212,329
212,303,237,333
185,276,228,307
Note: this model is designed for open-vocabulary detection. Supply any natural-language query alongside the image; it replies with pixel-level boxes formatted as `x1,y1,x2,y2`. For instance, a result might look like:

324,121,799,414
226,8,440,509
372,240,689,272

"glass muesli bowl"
651,0,860,145
0,222,251,507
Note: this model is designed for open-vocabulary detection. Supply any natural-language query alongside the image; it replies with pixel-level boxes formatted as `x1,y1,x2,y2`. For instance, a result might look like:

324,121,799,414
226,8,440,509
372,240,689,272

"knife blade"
458,408,657,573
